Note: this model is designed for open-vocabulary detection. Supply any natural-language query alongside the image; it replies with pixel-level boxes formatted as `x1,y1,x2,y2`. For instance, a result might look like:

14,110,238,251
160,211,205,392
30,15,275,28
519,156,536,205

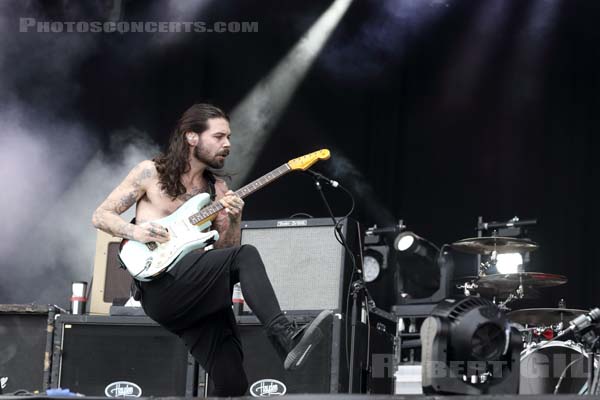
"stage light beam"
228,0,353,185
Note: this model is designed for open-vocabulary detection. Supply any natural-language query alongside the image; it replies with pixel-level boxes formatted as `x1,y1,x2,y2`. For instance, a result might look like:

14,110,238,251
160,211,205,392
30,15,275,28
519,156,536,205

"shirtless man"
92,103,332,397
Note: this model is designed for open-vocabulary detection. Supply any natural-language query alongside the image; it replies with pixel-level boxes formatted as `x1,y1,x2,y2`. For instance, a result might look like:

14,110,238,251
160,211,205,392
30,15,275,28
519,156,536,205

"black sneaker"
266,309,334,371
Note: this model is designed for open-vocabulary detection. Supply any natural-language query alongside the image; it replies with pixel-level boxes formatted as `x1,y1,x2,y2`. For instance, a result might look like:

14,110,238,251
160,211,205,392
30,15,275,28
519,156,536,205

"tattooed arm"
212,181,242,248
213,211,241,248
92,160,168,243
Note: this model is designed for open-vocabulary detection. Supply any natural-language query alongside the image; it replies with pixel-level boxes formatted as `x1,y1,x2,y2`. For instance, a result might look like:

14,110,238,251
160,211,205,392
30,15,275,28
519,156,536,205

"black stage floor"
0,395,594,399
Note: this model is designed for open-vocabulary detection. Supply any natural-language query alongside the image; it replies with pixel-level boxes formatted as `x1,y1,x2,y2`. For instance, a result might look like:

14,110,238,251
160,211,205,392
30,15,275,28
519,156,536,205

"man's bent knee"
238,244,261,260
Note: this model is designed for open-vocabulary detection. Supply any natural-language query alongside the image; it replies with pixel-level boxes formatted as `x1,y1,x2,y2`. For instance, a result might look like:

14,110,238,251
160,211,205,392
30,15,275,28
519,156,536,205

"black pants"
139,244,282,397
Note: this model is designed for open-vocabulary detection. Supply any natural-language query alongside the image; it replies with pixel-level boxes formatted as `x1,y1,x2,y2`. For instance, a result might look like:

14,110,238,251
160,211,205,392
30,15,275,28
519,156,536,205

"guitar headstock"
287,149,331,171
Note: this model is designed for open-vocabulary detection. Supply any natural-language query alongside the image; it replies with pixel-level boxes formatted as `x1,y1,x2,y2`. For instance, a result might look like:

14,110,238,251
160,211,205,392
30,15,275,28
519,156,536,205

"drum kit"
451,236,597,394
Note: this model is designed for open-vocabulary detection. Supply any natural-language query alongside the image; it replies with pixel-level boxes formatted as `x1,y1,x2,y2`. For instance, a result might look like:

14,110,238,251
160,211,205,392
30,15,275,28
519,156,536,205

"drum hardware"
475,272,567,307
477,216,538,233
517,325,563,348
510,323,563,348
509,306,592,349
472,216,538,302
516,308,600,394
455,272,564,310
455,279,479,296
451,226,545,309
508,308,587,327
560,308,600,394
478,272,567,288
533,325,562,341
451,218,600,393
553,353,598,394
450,236,539,255
496,284,525,311
480,251,495,276
520,339,600,394
519,339,597,394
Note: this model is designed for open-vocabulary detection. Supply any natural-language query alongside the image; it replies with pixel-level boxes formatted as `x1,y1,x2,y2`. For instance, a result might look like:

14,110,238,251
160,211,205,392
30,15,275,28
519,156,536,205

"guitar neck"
188,164,291,225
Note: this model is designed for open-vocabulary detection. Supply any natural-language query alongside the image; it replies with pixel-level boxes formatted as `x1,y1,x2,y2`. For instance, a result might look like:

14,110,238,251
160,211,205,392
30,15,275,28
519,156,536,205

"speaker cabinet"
90,230,133,314
51,315,197,397
364,307,397,394
0,304,55,394
240,218,360,312
199,313,351,395
200,311,395,396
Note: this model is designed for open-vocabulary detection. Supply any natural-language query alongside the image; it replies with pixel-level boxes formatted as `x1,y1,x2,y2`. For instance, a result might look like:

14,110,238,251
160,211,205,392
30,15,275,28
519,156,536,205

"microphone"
305,169,339,188
562,308,600,335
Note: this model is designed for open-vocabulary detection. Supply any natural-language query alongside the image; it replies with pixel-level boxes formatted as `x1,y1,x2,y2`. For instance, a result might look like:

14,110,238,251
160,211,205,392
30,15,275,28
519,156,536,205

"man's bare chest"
140,181,210,218
136,181,208,221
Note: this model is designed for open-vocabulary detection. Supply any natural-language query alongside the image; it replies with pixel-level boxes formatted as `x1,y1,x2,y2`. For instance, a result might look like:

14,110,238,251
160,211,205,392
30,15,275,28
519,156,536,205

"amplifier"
240,218,360,312
90,230,133,314
200,310,395,396
50,315,197,397
200,313,352,395
0,304,55,394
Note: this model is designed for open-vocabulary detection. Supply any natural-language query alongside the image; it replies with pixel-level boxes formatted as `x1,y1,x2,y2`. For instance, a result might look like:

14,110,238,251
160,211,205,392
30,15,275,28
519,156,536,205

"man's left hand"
219,190,244,223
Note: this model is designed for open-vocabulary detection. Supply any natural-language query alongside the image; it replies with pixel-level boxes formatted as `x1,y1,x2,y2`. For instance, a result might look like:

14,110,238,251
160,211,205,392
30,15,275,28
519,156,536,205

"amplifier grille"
0,306,52,393
241,219,354,312
52,316,193,397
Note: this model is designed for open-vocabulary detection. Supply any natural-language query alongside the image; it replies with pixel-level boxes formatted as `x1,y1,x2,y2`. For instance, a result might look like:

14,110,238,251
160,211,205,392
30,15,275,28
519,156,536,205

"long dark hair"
154,103,229,199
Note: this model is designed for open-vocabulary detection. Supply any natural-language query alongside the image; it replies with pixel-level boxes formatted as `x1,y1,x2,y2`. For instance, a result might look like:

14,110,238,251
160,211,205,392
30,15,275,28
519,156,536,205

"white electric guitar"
118,149,331,281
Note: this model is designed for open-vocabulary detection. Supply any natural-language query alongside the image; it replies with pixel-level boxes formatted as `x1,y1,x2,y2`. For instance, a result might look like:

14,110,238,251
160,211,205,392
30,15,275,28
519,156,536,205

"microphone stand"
305,171,368,393
348,280,364,394
577,328,599,394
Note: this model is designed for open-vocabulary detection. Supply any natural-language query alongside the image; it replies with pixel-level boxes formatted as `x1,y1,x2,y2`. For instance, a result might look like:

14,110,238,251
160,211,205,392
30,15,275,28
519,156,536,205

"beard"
194,145,226,169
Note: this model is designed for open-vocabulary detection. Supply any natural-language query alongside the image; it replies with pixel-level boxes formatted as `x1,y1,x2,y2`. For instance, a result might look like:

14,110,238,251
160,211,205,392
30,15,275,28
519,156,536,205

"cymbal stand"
456,280,479,296
497,275,525,310
478,251,497,276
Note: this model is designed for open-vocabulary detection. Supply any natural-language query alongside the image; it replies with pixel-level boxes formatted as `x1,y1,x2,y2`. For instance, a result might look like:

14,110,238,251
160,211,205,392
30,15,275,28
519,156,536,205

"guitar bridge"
146,242,158,251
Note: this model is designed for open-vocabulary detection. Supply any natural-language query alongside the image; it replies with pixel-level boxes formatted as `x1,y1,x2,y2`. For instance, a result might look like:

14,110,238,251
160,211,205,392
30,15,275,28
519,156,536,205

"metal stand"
579,331,599,395
306,170,366,393
586,351,594,395
348,280,365,394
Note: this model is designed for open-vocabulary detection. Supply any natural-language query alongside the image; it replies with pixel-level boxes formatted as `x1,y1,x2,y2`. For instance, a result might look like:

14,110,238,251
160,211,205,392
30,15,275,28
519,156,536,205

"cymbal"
451,236,538,255
477,285,542,299
477,272,567,291
507,308,587,326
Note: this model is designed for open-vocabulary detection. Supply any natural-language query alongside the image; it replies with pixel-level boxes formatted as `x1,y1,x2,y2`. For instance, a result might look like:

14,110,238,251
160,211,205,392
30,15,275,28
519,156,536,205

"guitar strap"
204,169,217,201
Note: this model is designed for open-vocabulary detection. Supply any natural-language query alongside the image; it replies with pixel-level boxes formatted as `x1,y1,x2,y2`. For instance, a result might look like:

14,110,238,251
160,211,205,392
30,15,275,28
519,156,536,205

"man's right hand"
134,222,171,243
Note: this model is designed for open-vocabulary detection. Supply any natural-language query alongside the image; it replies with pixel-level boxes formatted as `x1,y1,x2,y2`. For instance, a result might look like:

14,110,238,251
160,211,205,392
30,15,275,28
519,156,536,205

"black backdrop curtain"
3,0,600,309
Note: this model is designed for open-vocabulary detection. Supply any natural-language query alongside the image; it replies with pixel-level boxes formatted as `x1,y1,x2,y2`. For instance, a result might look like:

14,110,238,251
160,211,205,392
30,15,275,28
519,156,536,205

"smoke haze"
0,3,159,307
